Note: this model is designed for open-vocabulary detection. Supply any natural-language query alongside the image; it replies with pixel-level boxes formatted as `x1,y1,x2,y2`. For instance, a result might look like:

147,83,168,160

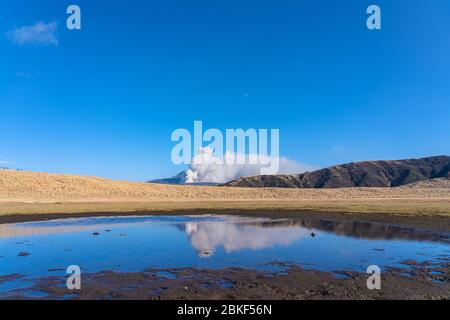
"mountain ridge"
148,171,219,186
224,155,450,188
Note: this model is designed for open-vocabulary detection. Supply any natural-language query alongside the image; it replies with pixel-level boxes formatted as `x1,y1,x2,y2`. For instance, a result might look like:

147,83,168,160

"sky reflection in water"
0,215,449,292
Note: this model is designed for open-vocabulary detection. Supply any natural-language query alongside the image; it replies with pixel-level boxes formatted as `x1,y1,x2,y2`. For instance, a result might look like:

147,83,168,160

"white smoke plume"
183,148,316,184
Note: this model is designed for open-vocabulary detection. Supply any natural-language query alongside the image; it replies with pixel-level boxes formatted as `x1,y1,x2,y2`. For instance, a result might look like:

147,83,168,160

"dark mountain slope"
224,156,450,188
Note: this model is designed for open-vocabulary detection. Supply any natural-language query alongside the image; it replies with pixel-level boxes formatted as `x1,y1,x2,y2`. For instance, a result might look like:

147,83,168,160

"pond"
0,215,449,295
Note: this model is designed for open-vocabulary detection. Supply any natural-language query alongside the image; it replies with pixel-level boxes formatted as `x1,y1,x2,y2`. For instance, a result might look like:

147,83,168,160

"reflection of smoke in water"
184,221,309,257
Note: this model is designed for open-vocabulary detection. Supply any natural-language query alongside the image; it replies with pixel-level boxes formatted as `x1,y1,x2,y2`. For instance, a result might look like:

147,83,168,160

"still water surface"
0,215,449,293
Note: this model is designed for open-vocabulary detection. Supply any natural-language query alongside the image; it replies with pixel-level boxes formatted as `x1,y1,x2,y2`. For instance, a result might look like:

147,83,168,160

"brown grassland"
0,169,449,228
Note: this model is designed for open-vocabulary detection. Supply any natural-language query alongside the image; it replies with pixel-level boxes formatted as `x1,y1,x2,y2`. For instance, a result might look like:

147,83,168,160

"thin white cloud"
7,21,58,46
332,146,344,152
0,160,13,167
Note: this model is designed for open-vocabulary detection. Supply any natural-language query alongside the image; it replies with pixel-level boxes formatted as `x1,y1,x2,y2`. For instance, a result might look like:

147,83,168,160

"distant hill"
4,168,449,204
401,177,450,189
148,171,188,185
148,171,219,186
224,156,450,188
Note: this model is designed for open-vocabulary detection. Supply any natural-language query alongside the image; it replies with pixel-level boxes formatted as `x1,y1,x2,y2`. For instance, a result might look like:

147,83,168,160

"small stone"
401,260,418,266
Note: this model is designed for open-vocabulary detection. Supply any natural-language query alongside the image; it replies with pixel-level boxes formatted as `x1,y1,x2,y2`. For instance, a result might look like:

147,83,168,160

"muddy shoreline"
2,260,448,300
1,208,449,233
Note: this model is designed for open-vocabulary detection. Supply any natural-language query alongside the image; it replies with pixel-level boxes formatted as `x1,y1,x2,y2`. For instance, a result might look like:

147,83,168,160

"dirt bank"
2,260,448,300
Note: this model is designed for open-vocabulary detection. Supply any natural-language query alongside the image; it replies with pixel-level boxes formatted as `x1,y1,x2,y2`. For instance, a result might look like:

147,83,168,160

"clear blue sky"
1,0,449,181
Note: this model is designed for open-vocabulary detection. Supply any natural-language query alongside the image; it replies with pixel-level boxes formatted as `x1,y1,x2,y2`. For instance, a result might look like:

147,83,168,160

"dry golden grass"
2,169,450,201
1,169,449,217
1,199,449,217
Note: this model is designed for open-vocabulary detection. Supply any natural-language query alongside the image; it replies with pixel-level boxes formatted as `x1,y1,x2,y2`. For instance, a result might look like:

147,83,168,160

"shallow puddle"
0,215,449,296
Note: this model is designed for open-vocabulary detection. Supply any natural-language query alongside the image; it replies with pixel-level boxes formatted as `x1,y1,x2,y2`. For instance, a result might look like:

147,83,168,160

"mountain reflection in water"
1,215,449,294
179,218,449,257
1,215,447,246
